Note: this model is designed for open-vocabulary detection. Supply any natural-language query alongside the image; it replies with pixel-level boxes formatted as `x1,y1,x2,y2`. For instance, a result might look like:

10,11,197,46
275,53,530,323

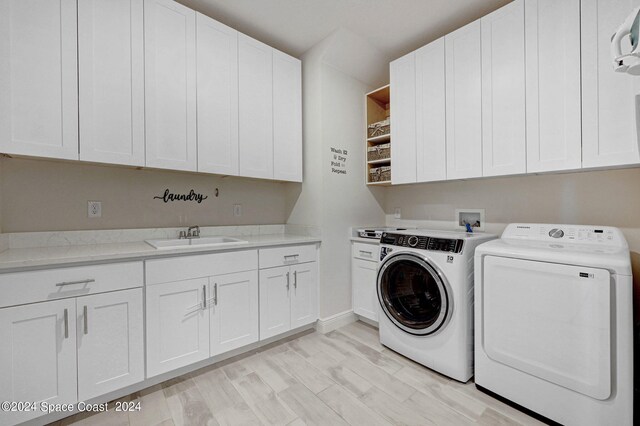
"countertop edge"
0,235,322,273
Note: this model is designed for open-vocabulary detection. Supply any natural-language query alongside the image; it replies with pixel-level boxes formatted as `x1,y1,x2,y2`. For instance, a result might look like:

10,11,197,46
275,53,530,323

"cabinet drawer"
259,244,317,269
352,242,379,262
146,250,258,285
0,262,143,309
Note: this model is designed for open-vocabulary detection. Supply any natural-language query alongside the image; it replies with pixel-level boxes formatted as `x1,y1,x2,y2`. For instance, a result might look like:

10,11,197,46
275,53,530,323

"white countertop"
0,234,321,272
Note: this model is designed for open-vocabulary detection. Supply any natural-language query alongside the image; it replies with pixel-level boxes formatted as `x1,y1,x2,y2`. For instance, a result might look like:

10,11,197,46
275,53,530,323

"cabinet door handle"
56,279,95,287
83,305,88,335
203,285,207,309
63,308,69,339
286,272,290,291
359,250,372,256
214,283,218,306
284,254,299,262
294,270,297,289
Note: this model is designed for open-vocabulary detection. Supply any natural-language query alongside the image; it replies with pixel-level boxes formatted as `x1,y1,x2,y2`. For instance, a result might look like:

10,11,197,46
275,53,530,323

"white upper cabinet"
416,38,447,183
144,0,197,172
481,0,526,177
78,0,145,166
445,21,483,179
239,34,274,179
273,50,303,182
196,13,239,176
210,271,259,356
582,0,640,168
526,0,582,173
0,299,77,425
390,52,417,184
0,0,78,160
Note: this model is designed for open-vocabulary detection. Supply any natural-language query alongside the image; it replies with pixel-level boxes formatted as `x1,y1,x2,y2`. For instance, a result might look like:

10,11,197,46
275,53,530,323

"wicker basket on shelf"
367,118,390,138
369,166,391,182
367,143,390,161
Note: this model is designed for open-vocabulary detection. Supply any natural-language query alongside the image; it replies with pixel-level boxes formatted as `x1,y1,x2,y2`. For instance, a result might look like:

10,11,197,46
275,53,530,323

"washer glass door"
378,253,451,336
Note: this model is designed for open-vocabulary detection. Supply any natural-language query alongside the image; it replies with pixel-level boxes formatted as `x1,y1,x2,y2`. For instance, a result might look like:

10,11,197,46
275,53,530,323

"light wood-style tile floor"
52,321,544,426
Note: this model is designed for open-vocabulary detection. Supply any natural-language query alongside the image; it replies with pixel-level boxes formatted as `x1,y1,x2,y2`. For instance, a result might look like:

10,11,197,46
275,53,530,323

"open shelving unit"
365,85,391,186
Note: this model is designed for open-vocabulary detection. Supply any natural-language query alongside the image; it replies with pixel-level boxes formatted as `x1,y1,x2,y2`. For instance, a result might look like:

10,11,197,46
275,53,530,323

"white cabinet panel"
196,13,239,176
481,0,526,177
390,52,417,184
273,50,303,182
0,0,78,160
239,34,274,179
76,289,144,401
146,278,209,377
210,271,259,356
290,262,318,329
259,266,291,340
78,0,145,166
0,299,77,425
582,0,640,168
352,258,378,322
415,38,447,183
144,0,197,171
526,0,582,172
445,21,483,179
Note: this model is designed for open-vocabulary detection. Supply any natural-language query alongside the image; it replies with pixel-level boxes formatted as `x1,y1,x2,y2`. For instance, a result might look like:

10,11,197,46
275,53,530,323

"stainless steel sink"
145,236,248,249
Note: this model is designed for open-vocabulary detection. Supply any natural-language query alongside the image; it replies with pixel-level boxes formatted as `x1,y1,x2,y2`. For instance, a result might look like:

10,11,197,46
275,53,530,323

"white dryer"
377,230,496,382
475,224,633,426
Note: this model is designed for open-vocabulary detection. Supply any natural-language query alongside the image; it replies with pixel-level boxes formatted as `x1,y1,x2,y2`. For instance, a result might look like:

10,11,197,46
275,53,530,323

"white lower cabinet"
146,277,210,378
0,299,78,425
76,289,144,401
210,270,259,356
352,258,379,322
259,261,318,341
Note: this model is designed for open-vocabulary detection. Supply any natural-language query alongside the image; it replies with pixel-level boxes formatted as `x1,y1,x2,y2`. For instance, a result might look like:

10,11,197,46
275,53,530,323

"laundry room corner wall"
286,29,387,319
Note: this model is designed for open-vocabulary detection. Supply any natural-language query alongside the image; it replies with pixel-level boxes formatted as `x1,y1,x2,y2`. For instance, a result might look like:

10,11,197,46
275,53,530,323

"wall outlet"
394,208,401,219
88,201,102,218
233,204,242,217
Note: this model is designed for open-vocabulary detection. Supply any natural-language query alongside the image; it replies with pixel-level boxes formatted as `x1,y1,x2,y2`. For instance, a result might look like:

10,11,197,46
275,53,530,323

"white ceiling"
178,0,511,60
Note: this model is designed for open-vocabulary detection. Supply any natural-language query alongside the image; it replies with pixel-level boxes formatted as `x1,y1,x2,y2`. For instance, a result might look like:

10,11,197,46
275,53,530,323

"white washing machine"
377,229,496,382
475,224,633,426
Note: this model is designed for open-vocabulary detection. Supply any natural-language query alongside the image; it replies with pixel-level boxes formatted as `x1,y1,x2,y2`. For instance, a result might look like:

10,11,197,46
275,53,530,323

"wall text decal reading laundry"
154,189,209,204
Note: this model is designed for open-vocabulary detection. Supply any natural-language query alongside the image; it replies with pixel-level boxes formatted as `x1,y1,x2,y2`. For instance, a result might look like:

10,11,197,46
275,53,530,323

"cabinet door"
390,52,417,184
273,50,303,182
144,0,197,171
582,0,640,168
352,258,379,322
290,262,318,329
259,266,291,340
210,271,259,356
445,20,483,179
146,278,209,377
196,13,239,176
481,0,526,177
238,34,274,179
78,0,145,166
415,38,447,183
0,300,77,425
76,289,144,401
526,0,581,172
0,0,78,160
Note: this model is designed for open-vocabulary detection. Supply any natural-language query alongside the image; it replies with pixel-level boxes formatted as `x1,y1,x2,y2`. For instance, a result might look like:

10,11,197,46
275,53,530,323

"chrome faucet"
186,225,200,239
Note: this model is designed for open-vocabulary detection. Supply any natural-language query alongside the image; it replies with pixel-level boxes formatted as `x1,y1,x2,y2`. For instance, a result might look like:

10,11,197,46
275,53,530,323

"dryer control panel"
502,224,627,247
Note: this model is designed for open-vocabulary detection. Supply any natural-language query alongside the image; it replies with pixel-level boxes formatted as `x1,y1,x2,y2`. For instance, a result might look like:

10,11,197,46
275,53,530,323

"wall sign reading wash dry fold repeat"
330,147,348,175
154,189,212,204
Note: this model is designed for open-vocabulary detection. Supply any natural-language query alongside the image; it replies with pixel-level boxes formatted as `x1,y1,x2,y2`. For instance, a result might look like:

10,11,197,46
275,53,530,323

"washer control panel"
502,224,625,246
380,233,463,253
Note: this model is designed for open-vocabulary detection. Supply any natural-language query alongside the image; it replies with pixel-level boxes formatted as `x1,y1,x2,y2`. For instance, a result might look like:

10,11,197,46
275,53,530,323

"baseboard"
315,310,357,334
356,315,379,328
